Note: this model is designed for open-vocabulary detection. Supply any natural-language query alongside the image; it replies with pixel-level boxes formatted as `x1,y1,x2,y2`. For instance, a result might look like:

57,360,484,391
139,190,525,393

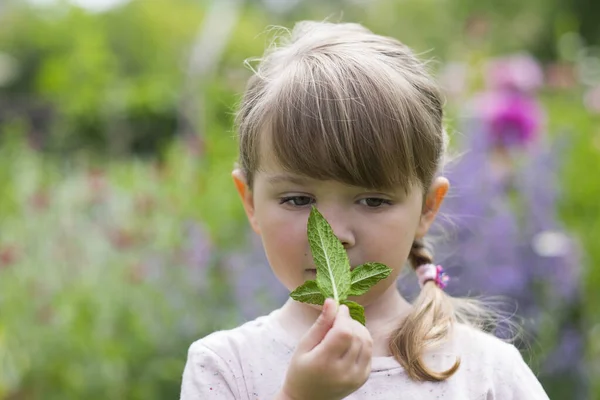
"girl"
180,21,550,399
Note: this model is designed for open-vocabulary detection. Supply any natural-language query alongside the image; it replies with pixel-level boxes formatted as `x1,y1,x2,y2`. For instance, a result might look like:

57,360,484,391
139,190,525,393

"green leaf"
308,206,351,303
289,206,393,326
289,280,325,305
340,300,365,325
348,263,392,297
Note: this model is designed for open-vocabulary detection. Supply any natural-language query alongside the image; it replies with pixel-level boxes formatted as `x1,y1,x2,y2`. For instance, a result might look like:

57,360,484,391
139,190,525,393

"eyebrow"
266,173,313,186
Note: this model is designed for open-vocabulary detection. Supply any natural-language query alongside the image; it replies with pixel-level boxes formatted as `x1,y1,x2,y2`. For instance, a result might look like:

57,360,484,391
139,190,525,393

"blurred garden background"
0,0,599,398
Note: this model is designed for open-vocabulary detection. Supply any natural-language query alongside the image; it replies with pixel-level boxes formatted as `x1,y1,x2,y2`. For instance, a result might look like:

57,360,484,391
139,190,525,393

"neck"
276,284,412,357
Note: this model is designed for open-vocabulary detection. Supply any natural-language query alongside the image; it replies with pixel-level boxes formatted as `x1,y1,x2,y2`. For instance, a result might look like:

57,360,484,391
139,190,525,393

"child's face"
233,151,447,307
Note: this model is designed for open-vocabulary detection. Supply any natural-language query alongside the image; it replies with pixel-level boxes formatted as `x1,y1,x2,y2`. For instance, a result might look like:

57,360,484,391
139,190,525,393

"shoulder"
450,323,529,374
422,323,521,379
181,313,281,400
188,312,276,362
452,323,521,363
449,324,549,399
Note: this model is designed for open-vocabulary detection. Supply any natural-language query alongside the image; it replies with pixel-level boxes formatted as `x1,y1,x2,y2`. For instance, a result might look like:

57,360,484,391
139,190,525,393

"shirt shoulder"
181,312,292,400
450,324,550,399
452,323,520,362
193,313,275,358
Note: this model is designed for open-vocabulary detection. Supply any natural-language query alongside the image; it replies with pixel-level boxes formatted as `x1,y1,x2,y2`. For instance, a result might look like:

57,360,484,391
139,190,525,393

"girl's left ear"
415,177,449,239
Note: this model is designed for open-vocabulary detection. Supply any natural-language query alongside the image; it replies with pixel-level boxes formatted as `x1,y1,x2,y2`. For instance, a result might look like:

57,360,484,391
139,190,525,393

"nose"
318,207,355,249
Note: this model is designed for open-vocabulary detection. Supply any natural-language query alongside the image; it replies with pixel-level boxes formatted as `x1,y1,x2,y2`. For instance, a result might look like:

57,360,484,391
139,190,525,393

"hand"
279,298,373,400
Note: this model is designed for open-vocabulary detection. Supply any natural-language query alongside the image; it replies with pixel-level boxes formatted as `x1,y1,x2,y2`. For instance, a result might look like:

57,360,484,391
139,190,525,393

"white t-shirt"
180,308,550,400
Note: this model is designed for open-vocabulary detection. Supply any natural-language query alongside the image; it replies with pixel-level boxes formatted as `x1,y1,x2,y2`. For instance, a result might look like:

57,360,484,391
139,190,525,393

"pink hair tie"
416,264,449,289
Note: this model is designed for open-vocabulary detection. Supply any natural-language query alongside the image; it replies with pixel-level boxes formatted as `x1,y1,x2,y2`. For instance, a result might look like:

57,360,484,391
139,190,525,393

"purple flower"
183,221,213,289
542,327,584,375
222,233,289,320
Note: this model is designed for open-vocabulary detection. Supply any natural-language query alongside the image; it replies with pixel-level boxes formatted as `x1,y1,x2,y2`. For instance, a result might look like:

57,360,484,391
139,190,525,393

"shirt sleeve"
496,345,550,400
180,341,241,400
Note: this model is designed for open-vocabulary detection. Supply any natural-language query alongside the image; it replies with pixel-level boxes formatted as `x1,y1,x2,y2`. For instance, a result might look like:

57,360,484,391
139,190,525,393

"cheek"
360,211,419,263
264,223,304,258
350,212,419,304
255,205,311,285
259,208,306,249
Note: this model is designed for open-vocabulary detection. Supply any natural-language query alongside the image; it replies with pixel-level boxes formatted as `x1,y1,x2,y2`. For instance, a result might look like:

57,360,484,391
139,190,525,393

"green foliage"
542,93,600,394
0,0,586,156
0,131,239,399
0,0,206,155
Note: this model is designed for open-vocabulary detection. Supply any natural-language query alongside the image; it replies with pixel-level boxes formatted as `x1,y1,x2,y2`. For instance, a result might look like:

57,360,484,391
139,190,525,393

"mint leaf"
308,207,351,303
340,300,365,325
348,263,392,297
290,280,325,305
289,206,393,326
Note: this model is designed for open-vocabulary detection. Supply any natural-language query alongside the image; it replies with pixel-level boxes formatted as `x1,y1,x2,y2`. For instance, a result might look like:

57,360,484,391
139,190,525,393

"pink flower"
438,62,469,99
87,167,108,205
546,63,578,90
127,262,146,284
0,245,18,269
108,228,138,250
134,194,156,216
29,188,50,211
485,53,544,93
584,85,600,114
474,90,545,147
464,14,490,40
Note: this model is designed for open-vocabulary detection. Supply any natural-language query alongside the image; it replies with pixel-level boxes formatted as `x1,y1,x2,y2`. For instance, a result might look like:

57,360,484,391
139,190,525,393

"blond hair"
235,21,499,382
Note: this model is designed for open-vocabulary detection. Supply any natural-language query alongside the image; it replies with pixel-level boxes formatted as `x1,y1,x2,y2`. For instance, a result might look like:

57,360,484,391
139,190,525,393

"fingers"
321,304,353,356
356,335,373,366
318,305,372,361
341,332,362,361
342,323,372,365
298,298,337,352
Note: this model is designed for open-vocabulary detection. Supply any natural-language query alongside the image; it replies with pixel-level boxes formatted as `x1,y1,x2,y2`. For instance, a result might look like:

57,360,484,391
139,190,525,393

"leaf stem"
318,231,339,304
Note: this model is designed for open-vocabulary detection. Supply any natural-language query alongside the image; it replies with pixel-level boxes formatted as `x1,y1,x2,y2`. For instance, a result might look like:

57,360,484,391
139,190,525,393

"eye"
360,198,392,208
280,196,314,207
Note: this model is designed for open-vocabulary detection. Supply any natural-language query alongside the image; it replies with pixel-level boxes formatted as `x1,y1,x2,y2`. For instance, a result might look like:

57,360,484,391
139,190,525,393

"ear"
415,177,449,239
232,168,261,235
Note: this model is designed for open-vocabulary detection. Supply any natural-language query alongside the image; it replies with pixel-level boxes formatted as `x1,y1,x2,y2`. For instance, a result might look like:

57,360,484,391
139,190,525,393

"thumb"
297,298,337,353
